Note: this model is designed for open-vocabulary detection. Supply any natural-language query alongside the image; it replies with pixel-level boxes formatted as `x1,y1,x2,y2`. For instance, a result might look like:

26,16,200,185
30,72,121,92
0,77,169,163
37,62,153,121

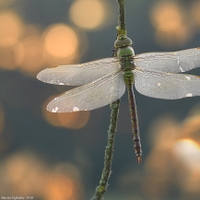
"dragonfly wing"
47,71,125,113
134,68,200,99
37,57,121,86
134,48,200,73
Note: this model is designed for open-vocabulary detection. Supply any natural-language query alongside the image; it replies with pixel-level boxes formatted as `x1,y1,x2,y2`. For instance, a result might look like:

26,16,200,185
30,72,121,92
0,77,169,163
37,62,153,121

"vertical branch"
91,100,120,200
91,0,126,199
116,0,126,34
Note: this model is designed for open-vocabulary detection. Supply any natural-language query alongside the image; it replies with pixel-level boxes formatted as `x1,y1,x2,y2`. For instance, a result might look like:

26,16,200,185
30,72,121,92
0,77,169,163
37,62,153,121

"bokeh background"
1,0,200,199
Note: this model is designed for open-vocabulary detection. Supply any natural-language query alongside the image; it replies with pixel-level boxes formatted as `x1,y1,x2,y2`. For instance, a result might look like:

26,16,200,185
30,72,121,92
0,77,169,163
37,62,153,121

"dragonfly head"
114,34,132,49
114,35,135,57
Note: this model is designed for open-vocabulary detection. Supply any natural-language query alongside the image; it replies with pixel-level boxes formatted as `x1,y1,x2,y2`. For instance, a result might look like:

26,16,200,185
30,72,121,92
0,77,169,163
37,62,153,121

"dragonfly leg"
127,84,142,164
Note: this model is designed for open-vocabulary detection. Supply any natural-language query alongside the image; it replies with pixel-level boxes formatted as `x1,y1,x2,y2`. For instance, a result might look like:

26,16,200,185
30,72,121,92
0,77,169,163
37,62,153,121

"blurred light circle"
150,2,182,32
0,42,24,70
44,24,78,58
43,97,90,129
20,34,46,74
58,111,90,129
4,152,47,195
0,11,23,47
44,168,81,200
173,139,200,167
44,111,90,129
150,1,190,47
69,0,106,30
45,175,74,200
190,1,200,28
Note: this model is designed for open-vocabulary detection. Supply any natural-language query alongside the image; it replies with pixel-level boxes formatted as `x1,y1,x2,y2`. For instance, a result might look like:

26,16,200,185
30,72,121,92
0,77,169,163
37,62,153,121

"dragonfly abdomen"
124,70,134,85
126,80,142,164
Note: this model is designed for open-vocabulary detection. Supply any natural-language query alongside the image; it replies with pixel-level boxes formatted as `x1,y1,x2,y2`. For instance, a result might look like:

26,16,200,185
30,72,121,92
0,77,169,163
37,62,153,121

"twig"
91,100,120,200
90,0,126,199
116,0,126,34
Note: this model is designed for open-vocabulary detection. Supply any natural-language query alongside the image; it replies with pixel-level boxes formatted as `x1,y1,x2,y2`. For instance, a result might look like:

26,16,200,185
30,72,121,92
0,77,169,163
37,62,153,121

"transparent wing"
37,57,121,86
47,71,125,113
134,68,200,99
134,48,200,73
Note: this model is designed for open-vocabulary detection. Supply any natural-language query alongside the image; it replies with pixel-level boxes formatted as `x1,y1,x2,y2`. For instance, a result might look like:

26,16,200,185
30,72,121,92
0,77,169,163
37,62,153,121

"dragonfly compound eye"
114,35,133,48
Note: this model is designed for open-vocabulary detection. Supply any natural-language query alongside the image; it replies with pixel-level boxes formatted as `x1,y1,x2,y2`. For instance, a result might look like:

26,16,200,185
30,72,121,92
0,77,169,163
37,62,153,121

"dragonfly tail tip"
137,156,142,164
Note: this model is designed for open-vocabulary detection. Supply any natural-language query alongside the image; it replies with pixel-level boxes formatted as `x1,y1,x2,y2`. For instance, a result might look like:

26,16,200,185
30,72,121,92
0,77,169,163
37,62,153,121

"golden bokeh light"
0,151,83,198
173,139,200,168
45,30,88,66
20,34,46,74
0,13,88,74
43,24,79,59
4,152,48,196
0,42,23,70
190,1,200,28
151,2,182,32
147,116,179,148
69,0,107,30
58,111,90,129
44,163,83,200
43,96,90,129
142,112,200,199
44,174,76,200
150,1,191,47
0,10,23,47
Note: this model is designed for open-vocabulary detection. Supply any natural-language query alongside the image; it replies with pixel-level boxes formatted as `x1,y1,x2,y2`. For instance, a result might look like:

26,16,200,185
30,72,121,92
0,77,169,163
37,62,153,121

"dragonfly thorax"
117,46,135,58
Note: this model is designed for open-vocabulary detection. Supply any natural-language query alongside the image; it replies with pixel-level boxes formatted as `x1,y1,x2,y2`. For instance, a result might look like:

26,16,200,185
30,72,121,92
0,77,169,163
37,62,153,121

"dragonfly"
37,34,200,164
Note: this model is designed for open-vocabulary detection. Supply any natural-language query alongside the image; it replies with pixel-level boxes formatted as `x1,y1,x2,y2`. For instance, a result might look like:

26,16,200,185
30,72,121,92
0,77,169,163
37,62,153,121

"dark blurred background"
1,0,200,199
